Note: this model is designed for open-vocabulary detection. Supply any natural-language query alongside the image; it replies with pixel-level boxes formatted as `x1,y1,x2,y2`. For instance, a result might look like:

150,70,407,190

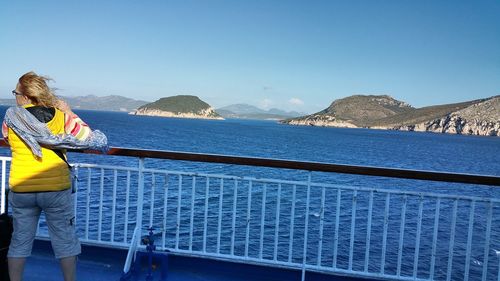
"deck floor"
23,240,364,281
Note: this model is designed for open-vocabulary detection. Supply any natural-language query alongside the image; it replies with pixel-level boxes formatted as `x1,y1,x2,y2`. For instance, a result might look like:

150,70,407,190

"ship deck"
26,239,359,281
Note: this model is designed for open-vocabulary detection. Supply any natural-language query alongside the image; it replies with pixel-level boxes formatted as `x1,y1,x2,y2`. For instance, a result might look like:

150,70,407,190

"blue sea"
1,106,499,280
70,109,500,198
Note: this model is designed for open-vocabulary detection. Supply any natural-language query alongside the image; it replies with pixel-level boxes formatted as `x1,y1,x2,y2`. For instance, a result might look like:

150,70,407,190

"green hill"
136,95,221,118
139,95,217,115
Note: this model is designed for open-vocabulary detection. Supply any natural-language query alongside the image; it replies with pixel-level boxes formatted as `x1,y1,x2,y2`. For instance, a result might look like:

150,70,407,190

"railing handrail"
0,139,499,186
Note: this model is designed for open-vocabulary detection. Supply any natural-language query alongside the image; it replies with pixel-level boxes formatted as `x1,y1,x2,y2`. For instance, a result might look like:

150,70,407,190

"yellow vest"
8,105,70,192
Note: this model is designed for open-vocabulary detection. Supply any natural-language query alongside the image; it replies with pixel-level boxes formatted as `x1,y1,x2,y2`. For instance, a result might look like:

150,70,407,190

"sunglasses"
11,90,23,96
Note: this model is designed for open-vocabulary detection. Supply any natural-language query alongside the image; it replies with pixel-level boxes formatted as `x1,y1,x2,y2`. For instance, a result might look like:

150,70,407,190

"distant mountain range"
3,93,496,136
0,96,303,120
216,104,305,120
282,95,500,137
0,95,148,112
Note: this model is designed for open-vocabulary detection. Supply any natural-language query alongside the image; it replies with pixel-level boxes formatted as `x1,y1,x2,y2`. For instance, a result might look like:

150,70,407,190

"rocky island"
131,95,223,120
282,95,500,137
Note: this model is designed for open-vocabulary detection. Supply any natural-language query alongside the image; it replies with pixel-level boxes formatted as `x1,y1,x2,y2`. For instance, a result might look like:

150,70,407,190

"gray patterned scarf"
4,106,108,158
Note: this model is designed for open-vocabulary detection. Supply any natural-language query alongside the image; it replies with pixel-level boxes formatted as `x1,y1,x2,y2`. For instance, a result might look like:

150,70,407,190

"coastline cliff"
282,95,499,137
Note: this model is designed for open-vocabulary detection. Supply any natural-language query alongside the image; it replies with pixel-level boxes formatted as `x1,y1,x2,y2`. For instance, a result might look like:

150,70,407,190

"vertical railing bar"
497,255,500,281
397,195,407,277
464,200,476,280
348,190,358,271
481,202,493,281
333,188,341,269
317,186,326,266
288,184,297,263
85,167,91,240
73,166,79,228
124,171,130,243
203,177,210,252
273,183,282,261
136,158,145,240
216,178,224,254
175,175,182,250
230,180,238,256
36,214,41,236
1,159,6,214
162,174,169,251
364,190,374,272
189,176,196,251
430,198,441,280
245,180,253,257
98,168,104,241
301,173,312,281
446,199,458,281
111,169,117,242
149,173,156,228
413,196,424,279
259,183,267,259
381,193,390,275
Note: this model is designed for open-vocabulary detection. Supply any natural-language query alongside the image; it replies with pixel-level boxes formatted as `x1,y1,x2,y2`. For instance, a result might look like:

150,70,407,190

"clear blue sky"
1,0,499,113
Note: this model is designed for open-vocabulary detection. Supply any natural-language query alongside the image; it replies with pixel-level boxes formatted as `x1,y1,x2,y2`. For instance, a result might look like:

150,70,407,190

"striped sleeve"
2,121,8,141
65,113,91,141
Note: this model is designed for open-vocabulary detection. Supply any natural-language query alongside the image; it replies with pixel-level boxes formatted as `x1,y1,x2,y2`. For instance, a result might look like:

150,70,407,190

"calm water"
1,106,499,280
2,106,498,175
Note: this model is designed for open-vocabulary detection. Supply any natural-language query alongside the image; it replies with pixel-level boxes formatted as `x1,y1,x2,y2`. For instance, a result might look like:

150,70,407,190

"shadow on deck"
25,240,365,281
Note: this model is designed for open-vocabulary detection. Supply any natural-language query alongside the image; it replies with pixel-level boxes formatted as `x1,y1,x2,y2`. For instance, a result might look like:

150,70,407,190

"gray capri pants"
8,188,81,259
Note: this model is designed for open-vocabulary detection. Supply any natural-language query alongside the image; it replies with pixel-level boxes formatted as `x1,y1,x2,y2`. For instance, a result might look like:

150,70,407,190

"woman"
3,72,104,281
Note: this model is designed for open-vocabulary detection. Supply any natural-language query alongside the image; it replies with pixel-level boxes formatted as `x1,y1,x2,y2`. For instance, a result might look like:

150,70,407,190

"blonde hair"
18,71,57,107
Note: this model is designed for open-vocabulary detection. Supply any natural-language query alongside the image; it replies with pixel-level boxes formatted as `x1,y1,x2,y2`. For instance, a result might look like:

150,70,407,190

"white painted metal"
203,177,209,252
349,190,358,271
245,180,252,257
413,196,423,278
189,176,196,251
0,159,6,214
85,167,91,240
149,173,155,228
73,166,78,226
397,195,407,277
231,180,238,256
124,171,131,243
430,198,441,280
259,183,267,259
301,173,312,281
464,200,476,280
333,188,341,269
482,202,493,281
0,157,8,214
175,175,182,250
111,169,117,242
123,226,140,274
0,156,496,281
446,199,458,281
274,183,282,261
317,186,326,266
381,193,390,275
162,174,169,250
288,184,297,263
98,168,104,241
364,190,374,272
136,158,145,240
217,178,224,254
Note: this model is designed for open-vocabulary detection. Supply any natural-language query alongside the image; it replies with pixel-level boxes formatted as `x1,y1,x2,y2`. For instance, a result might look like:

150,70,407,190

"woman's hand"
56,99,74,116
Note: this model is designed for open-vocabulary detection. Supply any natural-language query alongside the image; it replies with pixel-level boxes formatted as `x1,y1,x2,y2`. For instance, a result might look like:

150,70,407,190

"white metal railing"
1,156,500,280
0,157,7,214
